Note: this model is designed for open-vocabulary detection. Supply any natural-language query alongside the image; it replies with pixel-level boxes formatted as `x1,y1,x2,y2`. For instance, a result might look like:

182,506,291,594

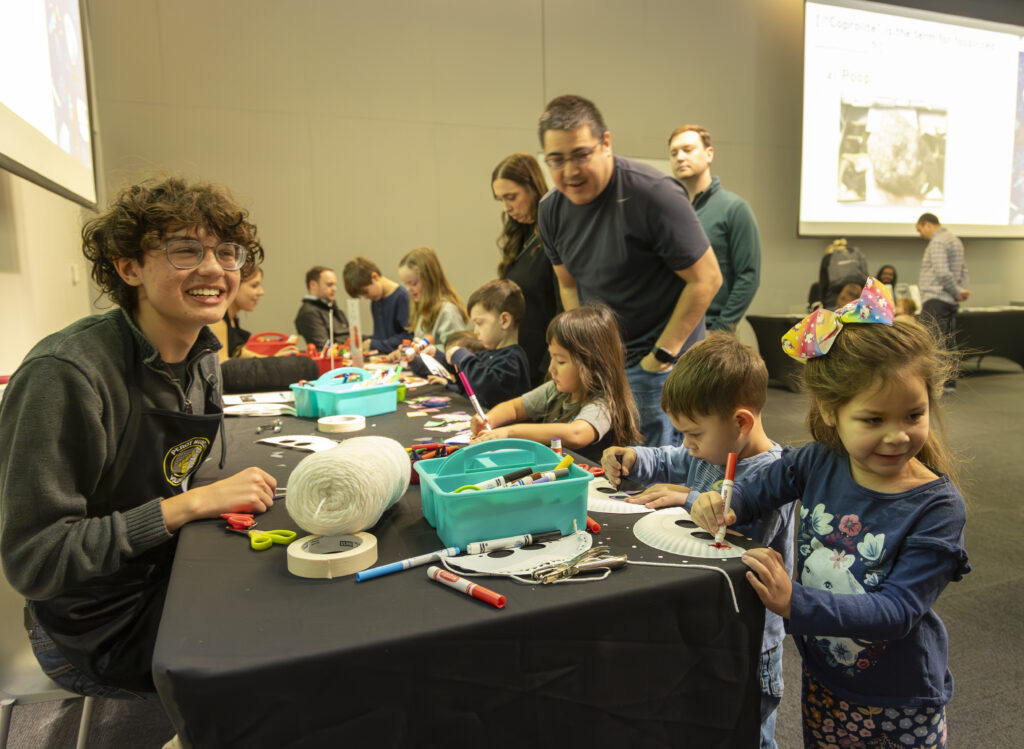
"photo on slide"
836,100,946,206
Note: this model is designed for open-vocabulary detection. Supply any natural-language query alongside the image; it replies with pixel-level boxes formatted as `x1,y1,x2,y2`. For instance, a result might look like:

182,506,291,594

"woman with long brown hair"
491,153,559,385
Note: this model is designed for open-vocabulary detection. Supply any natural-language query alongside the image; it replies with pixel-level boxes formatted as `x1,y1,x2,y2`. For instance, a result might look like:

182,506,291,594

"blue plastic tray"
413,438,591,548
290,366,399,419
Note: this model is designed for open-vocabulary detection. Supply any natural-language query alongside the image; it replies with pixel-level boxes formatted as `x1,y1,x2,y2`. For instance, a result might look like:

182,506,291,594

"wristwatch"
651,345,679,364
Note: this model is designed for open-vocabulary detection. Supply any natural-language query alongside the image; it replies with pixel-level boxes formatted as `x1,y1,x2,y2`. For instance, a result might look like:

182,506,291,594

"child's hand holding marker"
470,426,511,443
690,490,736,536
629,483,691,509
470,414,492,436
600,446,635,486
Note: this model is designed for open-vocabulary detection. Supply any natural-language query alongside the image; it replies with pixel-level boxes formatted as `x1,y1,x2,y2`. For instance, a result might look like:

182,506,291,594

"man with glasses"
295,265,349,349
0,177,278,698
537,95,721,447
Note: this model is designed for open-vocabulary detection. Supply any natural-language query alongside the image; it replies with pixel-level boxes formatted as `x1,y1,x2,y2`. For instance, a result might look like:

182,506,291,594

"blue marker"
356,546,460,581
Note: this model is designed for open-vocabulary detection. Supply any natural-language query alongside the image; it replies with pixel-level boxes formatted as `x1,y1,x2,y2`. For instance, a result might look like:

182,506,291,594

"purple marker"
504,467,569,488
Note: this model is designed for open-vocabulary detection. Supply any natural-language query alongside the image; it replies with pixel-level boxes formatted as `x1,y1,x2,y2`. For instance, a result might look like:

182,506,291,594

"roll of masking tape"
286,532,378,579
317,414,366,433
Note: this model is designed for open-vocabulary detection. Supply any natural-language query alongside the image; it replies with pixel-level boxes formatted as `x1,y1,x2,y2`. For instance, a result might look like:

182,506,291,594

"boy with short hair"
601,331,795,749
342,256,409,354
431,279,531,409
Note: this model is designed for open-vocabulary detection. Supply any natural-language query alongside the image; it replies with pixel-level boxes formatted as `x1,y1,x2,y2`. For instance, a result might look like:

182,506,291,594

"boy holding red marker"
601,332,796,749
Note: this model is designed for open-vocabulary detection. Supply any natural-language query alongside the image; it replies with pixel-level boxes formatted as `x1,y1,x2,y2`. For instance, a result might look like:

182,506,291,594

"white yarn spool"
286,436,410,536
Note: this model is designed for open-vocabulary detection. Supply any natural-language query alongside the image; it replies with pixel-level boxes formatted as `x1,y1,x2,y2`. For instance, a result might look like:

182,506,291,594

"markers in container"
551,438,562,456
472,466,533,491
427,566,505,609
713,452,739,546
504,467,569,489
458,371,492,430
465,530,562,555
356,546,460,581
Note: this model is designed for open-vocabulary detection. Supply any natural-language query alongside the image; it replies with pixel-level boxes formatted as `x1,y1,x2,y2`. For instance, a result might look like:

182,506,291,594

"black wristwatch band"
651,345,678,364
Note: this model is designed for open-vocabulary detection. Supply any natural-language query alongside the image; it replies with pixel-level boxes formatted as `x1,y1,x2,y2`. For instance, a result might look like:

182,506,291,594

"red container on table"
244,332,295,356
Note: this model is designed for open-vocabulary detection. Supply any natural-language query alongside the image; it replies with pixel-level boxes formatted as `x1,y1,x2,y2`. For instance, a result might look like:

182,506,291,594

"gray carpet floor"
6,358,1022,748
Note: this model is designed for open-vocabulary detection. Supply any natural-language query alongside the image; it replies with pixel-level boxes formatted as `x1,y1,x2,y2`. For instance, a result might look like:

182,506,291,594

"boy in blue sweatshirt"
430,279,531,410
601,331,796,749
342,256,409,355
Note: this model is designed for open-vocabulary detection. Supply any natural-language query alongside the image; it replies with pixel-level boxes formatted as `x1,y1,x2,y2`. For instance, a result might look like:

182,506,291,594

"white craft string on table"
440,556,612,586
626,560,740,613
285,436,410,578
287,436,410,536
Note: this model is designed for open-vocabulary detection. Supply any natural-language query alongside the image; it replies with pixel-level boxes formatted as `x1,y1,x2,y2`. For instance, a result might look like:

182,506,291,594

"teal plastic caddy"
290,366,399,418
413,438,591,548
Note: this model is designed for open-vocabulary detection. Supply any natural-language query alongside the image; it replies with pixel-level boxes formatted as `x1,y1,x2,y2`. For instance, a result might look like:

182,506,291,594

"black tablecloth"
153,386,764,748
957,307,1024,369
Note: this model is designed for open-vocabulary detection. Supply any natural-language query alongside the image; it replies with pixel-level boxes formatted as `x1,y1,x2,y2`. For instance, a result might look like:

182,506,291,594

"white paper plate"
632,507,746,559
587,476,651,514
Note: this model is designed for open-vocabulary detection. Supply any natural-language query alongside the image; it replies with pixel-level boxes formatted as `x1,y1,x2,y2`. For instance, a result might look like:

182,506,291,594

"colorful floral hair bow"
781,277,894,361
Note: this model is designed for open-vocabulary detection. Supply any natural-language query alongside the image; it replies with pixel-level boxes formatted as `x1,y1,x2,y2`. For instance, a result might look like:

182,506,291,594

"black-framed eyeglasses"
543,141,603,171
159,239,247,271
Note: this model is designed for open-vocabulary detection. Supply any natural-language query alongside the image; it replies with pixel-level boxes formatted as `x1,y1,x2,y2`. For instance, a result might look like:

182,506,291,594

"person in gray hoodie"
0,177,278,696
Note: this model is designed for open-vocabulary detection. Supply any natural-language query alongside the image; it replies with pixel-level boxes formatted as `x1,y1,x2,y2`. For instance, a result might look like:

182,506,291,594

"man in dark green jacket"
669,125,762,331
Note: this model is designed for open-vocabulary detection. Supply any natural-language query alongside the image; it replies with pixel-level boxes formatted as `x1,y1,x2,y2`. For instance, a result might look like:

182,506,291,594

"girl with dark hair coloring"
470,304,641,461
693,280,968,749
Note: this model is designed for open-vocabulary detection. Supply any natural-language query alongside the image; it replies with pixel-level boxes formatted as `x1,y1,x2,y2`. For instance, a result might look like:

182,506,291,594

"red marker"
713,452,739,547
586,516,601,533
427,566,505,608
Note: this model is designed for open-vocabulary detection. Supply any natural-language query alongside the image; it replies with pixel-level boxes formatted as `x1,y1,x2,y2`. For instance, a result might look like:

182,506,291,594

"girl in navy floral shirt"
694,284,969,749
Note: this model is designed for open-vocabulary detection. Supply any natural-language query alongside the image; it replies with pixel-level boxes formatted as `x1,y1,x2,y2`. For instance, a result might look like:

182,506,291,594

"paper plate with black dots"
632,507,758,559
587,476,652,514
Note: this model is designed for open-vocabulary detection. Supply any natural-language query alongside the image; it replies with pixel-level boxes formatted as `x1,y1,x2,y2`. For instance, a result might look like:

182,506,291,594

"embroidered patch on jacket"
164,437,210,486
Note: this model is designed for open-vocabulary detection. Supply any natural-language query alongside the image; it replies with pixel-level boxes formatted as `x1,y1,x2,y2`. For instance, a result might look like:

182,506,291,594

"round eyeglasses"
160,239,247,271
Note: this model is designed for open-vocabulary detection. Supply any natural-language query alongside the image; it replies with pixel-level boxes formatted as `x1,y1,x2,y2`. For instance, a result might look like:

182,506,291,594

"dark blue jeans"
28,616,154,700
625,362,682,448
921,299,958,387
758,643,784,749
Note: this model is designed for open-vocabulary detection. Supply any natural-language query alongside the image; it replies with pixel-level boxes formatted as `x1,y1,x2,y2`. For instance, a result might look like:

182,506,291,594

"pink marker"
713,452,739,547
458,371,492,430
427,566,505,608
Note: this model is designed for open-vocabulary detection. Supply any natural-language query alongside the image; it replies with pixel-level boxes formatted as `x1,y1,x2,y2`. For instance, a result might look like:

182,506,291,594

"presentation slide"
800,0,1024,237
0,0,96,206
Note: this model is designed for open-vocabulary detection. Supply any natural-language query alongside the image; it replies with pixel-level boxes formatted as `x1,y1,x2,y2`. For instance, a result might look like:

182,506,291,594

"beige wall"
3,0,1022,372
0,172,93,374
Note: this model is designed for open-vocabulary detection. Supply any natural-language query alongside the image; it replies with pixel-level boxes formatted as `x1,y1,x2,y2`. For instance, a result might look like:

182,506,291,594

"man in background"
295,266,349,349
916,212,969,390
537,94,721,446
669,124,761,331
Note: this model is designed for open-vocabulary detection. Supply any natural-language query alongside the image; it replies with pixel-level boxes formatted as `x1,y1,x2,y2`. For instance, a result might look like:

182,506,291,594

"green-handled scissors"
228,526,297,550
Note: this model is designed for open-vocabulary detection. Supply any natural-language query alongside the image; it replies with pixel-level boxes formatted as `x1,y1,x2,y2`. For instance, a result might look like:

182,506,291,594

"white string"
627,560,740,613
439,556,611,585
